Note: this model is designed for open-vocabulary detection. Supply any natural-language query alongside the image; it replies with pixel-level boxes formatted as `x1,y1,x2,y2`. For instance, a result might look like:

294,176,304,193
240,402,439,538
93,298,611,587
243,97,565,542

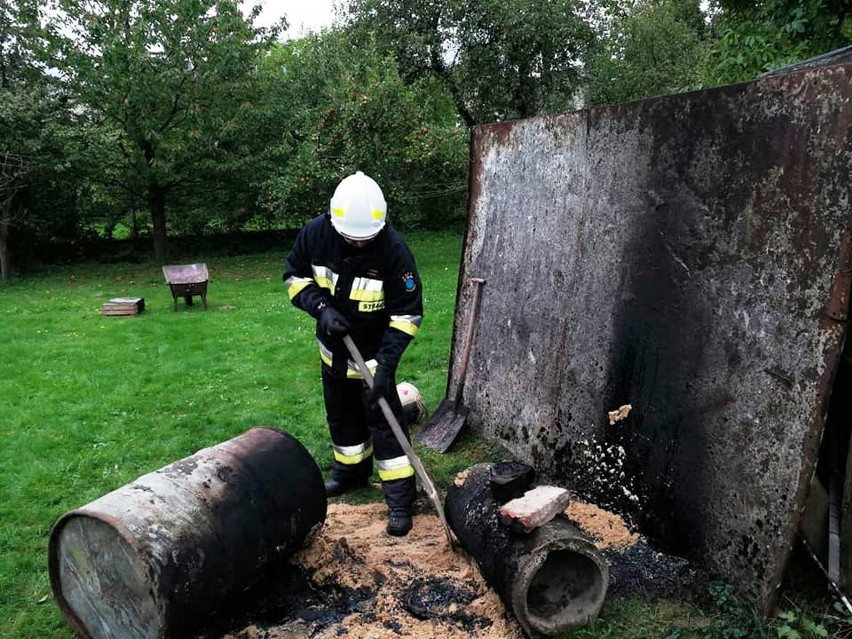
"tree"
0,78,104,278
258,30,468,230
44,0,276,262
0,0,72,279
343,0,594,125
0,148,26,279
706,0,852,84
0,0,29,278
584,0,712,107
0,0,41,88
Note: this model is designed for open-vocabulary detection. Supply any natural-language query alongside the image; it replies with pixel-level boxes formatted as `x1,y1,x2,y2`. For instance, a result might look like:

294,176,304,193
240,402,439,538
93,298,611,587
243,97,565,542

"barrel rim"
245,425,291,439
48,508,163,639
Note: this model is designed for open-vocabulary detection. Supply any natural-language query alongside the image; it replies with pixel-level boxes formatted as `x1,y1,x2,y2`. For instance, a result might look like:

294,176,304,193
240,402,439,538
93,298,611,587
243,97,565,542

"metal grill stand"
162,263,209,311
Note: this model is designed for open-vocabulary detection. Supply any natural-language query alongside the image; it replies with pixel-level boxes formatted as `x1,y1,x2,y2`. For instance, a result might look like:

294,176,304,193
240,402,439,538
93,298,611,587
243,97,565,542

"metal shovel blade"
416,399,470,453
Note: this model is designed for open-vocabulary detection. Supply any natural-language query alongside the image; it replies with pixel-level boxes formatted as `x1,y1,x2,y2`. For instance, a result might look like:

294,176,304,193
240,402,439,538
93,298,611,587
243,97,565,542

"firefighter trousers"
322,367,416,510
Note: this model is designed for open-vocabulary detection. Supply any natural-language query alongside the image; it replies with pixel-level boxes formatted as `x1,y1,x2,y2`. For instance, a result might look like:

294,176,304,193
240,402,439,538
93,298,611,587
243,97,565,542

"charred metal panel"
456,65,852,611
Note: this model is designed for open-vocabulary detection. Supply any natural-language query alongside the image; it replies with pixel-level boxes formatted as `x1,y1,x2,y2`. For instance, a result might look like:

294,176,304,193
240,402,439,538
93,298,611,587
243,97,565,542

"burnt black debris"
403,577,478,618
401,576,494,632
603,542,706,601
489,461,537,503
194,566,376,637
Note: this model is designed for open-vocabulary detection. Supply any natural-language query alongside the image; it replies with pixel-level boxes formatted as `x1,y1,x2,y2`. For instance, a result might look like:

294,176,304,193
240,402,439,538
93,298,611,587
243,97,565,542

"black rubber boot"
386,507,413,536
324,476,367,497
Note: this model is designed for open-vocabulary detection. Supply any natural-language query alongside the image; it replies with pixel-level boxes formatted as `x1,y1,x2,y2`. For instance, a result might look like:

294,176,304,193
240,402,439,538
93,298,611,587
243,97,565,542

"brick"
498,485,571,533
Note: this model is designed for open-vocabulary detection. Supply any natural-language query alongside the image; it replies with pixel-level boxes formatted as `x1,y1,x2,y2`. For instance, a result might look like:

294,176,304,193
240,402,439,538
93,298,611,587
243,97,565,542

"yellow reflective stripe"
389,320,419,337
350,277,384,302
351,289,385,302
285,276,313,301
331,207,345,218
389,314,422,337
379,465,415,480
333,443,374,465
377,455,415,481
321,340,377,377
311,265,338,294
371,207,385,220
345,358,378,379
318,341,333,367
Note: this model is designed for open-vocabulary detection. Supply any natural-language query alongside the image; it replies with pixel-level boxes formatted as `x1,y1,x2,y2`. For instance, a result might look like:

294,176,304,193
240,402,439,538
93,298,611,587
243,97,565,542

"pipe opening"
525,548,605,631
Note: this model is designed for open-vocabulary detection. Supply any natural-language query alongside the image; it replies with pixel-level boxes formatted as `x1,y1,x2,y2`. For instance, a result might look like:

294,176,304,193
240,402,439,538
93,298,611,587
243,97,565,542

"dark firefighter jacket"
283,214,423,378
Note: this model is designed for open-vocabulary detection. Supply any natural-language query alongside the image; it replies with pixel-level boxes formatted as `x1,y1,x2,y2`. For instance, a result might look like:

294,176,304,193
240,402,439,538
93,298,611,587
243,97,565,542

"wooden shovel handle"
453,278,486,406
342,335,457,550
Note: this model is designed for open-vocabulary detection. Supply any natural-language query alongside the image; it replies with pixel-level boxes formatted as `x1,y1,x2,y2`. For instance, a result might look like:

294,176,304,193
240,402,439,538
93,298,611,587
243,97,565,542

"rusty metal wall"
454,64,852,611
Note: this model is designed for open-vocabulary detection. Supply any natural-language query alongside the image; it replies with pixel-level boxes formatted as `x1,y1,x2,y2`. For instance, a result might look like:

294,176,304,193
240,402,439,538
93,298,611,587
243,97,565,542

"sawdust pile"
565,500,640,549
217,497,644,638
223,502,523,639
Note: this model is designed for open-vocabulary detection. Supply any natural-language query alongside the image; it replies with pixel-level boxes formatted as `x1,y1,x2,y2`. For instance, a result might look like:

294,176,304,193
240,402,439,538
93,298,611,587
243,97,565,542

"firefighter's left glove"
318,306,351,336
366,365,394,408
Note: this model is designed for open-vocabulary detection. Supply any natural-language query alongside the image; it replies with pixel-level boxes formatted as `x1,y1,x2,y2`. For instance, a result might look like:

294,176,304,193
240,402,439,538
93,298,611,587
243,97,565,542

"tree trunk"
0,197,11,281
130,190,139,242
149,184,168,264
429,49,477,128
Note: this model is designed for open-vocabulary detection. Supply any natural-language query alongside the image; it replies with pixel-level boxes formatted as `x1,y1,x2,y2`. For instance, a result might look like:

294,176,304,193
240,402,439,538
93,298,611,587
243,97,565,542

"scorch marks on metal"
456,64,852,611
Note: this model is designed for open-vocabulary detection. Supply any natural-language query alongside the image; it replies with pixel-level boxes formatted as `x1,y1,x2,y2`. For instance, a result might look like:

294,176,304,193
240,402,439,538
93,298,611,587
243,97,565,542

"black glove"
366,365,394,407
318,306,351,336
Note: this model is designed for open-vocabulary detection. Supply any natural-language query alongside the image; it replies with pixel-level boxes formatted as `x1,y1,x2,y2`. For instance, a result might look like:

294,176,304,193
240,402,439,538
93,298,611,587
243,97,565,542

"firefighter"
283,171,423,536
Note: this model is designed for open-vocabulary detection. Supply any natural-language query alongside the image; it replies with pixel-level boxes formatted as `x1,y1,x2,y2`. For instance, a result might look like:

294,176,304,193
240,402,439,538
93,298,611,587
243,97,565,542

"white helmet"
329,171,387,240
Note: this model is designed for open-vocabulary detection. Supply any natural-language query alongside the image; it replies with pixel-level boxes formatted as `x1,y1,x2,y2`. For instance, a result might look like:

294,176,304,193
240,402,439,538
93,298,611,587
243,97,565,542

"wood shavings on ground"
205,499,668,638
608,404,632,424
215,502,523,639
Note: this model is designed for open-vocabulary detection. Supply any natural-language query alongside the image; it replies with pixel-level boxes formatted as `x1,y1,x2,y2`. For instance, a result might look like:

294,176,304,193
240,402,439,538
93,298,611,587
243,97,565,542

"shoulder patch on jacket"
402,271,417,292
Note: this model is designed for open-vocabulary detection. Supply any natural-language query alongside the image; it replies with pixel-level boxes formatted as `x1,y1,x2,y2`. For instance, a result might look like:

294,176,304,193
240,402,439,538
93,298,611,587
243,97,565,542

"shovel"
342,334,457,551
417,277,486,453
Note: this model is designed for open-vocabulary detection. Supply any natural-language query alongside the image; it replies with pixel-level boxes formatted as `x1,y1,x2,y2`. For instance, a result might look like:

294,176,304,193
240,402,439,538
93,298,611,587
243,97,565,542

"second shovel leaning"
417,277,486,453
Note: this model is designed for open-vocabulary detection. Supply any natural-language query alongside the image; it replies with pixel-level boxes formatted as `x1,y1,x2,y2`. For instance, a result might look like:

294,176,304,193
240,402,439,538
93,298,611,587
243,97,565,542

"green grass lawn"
0,231,845,638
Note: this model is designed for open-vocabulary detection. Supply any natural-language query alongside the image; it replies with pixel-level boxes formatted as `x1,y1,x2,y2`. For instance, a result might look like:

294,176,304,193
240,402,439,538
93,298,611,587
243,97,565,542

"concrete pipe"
48,427,327,639
445,463,608,637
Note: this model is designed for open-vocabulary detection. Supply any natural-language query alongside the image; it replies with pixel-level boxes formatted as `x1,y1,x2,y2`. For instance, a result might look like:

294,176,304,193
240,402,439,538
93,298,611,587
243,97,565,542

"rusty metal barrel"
446,463,608,637
48,427,327,639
